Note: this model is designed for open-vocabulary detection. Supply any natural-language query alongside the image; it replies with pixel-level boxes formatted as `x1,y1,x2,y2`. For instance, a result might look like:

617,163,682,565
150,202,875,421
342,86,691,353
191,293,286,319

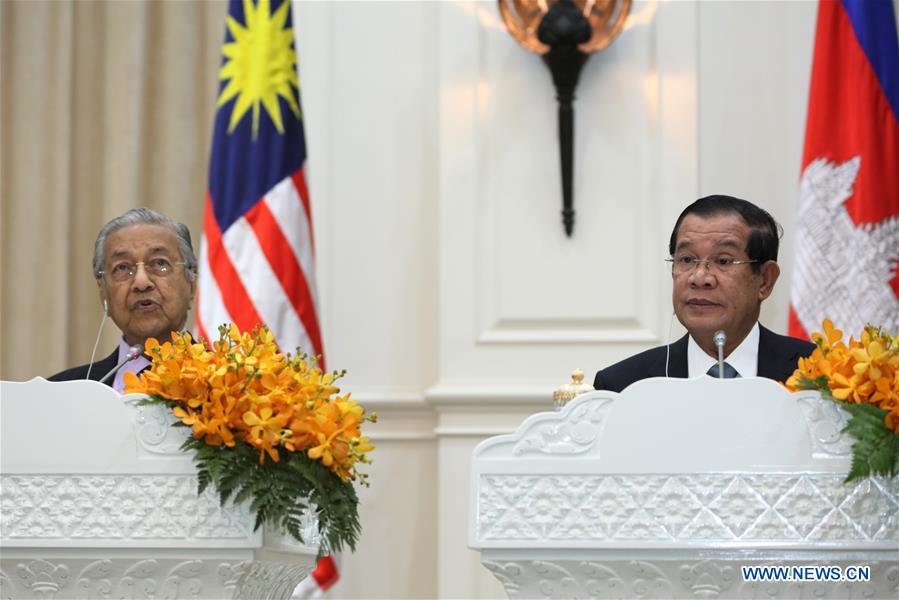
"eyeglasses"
98,258,185,282
666,255,758,275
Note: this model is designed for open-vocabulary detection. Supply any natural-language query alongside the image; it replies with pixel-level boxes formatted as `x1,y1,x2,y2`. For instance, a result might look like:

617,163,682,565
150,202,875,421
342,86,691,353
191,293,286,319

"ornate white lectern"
0,379,316,599
469,377,899,598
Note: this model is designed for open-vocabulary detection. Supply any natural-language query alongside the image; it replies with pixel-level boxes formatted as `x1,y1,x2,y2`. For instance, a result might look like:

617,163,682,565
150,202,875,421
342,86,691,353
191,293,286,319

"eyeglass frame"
96,259,189,283
665,255,759,275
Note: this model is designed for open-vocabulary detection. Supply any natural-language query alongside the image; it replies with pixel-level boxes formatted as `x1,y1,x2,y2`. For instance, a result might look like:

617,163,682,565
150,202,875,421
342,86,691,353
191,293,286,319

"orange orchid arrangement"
786,319,898,481
125,324,375,553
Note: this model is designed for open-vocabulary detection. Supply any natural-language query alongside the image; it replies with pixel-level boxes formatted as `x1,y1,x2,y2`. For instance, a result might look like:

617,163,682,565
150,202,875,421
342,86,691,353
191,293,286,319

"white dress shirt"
687,322,760,378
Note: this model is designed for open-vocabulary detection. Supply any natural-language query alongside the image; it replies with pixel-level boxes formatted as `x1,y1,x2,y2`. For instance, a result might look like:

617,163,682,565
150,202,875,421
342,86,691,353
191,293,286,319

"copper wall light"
498,0,631,236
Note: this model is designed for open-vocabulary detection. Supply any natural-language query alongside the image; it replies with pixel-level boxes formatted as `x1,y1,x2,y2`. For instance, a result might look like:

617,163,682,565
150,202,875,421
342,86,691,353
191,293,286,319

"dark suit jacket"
48,348,118,388
593,325,816,393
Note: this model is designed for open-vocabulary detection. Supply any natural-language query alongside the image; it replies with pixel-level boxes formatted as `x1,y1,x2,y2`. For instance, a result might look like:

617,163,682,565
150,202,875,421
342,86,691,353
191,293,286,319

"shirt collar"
687,322,760,378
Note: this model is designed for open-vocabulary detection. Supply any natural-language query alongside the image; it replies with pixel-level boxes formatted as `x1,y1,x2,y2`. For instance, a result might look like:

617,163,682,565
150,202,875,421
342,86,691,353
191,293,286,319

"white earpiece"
665,310,676,378
88,298,110,380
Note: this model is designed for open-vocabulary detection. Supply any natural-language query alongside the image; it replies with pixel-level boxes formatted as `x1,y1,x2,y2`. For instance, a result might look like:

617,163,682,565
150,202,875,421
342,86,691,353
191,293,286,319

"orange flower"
812,318,843,352
886,411,899,433
125,324,375,478
788,320,898,432
243,405,289,460
830,372,875,404
852,340,887,380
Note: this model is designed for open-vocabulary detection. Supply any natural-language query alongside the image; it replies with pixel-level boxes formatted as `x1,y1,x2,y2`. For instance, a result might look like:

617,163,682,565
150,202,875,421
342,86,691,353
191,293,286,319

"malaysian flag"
197,0,325,365
197,0,336,595
789,0,899,338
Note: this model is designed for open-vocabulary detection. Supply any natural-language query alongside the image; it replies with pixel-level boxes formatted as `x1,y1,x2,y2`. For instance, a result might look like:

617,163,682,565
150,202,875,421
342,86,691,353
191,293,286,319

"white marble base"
482,552,899,599
0,554,313,600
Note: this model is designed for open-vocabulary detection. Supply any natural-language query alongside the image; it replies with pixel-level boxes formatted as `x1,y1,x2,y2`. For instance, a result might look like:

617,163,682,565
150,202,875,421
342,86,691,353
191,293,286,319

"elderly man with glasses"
49,208,198,392
593,195,816,392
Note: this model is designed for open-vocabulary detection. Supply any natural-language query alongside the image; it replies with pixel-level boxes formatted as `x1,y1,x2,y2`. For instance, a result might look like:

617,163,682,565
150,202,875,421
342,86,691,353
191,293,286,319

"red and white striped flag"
197,0,325,365
197,0,336,595
789,0,899,337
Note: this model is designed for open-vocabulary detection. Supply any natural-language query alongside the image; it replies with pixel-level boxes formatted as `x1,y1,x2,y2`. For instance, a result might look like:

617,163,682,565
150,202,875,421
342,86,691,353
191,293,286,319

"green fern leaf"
839,402,899,482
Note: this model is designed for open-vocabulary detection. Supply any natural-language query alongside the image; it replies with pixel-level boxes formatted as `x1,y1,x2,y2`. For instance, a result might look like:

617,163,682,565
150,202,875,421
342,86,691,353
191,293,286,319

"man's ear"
758,261,780,300
97,282,108,314
189,277,198,310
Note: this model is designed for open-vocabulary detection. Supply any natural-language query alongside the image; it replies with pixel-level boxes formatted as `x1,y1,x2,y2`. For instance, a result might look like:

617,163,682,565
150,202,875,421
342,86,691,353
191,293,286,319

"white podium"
0,379,317,600
469,377,899,598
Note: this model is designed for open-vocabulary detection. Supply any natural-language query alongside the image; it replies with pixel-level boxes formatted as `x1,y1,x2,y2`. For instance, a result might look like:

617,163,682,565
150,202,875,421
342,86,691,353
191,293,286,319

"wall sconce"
499,0,631,237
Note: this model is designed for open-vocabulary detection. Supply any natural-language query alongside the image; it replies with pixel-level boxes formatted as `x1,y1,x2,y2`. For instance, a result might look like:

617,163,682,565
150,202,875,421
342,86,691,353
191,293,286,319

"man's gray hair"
93,208,198,282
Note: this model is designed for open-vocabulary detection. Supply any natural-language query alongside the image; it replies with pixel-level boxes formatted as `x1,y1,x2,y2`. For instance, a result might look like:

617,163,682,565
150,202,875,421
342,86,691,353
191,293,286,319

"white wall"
294,1,821,597
698,0,817,333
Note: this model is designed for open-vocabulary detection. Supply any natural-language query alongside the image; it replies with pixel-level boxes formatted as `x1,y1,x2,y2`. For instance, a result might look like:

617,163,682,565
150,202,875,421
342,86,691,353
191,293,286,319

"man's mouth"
133,299,159,311
686,298,720,307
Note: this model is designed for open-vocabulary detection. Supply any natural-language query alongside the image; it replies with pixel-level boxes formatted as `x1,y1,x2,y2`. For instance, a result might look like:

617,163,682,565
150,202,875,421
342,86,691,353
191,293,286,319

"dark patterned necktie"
707,362,740,378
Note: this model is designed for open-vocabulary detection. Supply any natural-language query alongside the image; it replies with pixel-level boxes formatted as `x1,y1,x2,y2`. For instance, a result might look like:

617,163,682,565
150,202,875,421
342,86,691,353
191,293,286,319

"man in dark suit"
594,195,815,393
49,208,198,391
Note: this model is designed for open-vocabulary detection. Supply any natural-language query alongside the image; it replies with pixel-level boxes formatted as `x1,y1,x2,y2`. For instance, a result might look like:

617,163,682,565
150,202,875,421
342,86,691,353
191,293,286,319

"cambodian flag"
789,0,899,337
197,0,325,367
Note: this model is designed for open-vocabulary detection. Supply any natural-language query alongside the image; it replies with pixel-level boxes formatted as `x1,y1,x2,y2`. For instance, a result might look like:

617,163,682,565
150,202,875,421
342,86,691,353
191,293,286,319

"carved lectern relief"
477,474,899,543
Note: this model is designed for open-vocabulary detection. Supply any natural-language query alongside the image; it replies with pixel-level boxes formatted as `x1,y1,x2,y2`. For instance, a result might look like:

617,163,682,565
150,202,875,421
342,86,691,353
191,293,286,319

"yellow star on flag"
217,0,301,139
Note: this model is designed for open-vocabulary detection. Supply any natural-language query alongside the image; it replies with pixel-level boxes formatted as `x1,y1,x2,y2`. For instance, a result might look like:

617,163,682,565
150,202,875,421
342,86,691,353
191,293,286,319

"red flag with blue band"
198,0,325,368
790,0,899,337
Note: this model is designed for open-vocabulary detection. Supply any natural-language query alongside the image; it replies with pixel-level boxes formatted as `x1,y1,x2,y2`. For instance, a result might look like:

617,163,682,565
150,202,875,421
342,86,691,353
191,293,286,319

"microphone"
99,344,144,385
713,330,727,379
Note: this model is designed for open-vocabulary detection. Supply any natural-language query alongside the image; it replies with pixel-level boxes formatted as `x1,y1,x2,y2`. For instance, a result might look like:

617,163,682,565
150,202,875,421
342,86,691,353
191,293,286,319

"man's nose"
688,262,716,287
131,263,155,290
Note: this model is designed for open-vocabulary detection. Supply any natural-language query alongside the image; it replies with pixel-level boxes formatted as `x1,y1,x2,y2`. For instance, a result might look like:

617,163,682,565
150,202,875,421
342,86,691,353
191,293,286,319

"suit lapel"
90,348,120,384
656,334,689,378
757,325,797,381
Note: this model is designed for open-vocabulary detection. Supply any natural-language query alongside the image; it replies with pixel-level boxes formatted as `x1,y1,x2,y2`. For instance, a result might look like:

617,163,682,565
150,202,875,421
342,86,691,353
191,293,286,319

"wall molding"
476,319,660,345
351,386,565,440
433,427,515,438
351,390,435,442
351,391,428,410
426,384,552,409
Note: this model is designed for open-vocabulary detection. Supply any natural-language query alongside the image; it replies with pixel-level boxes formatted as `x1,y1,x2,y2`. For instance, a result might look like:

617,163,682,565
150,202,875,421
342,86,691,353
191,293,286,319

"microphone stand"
714,330,727,379
99,345,143,385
